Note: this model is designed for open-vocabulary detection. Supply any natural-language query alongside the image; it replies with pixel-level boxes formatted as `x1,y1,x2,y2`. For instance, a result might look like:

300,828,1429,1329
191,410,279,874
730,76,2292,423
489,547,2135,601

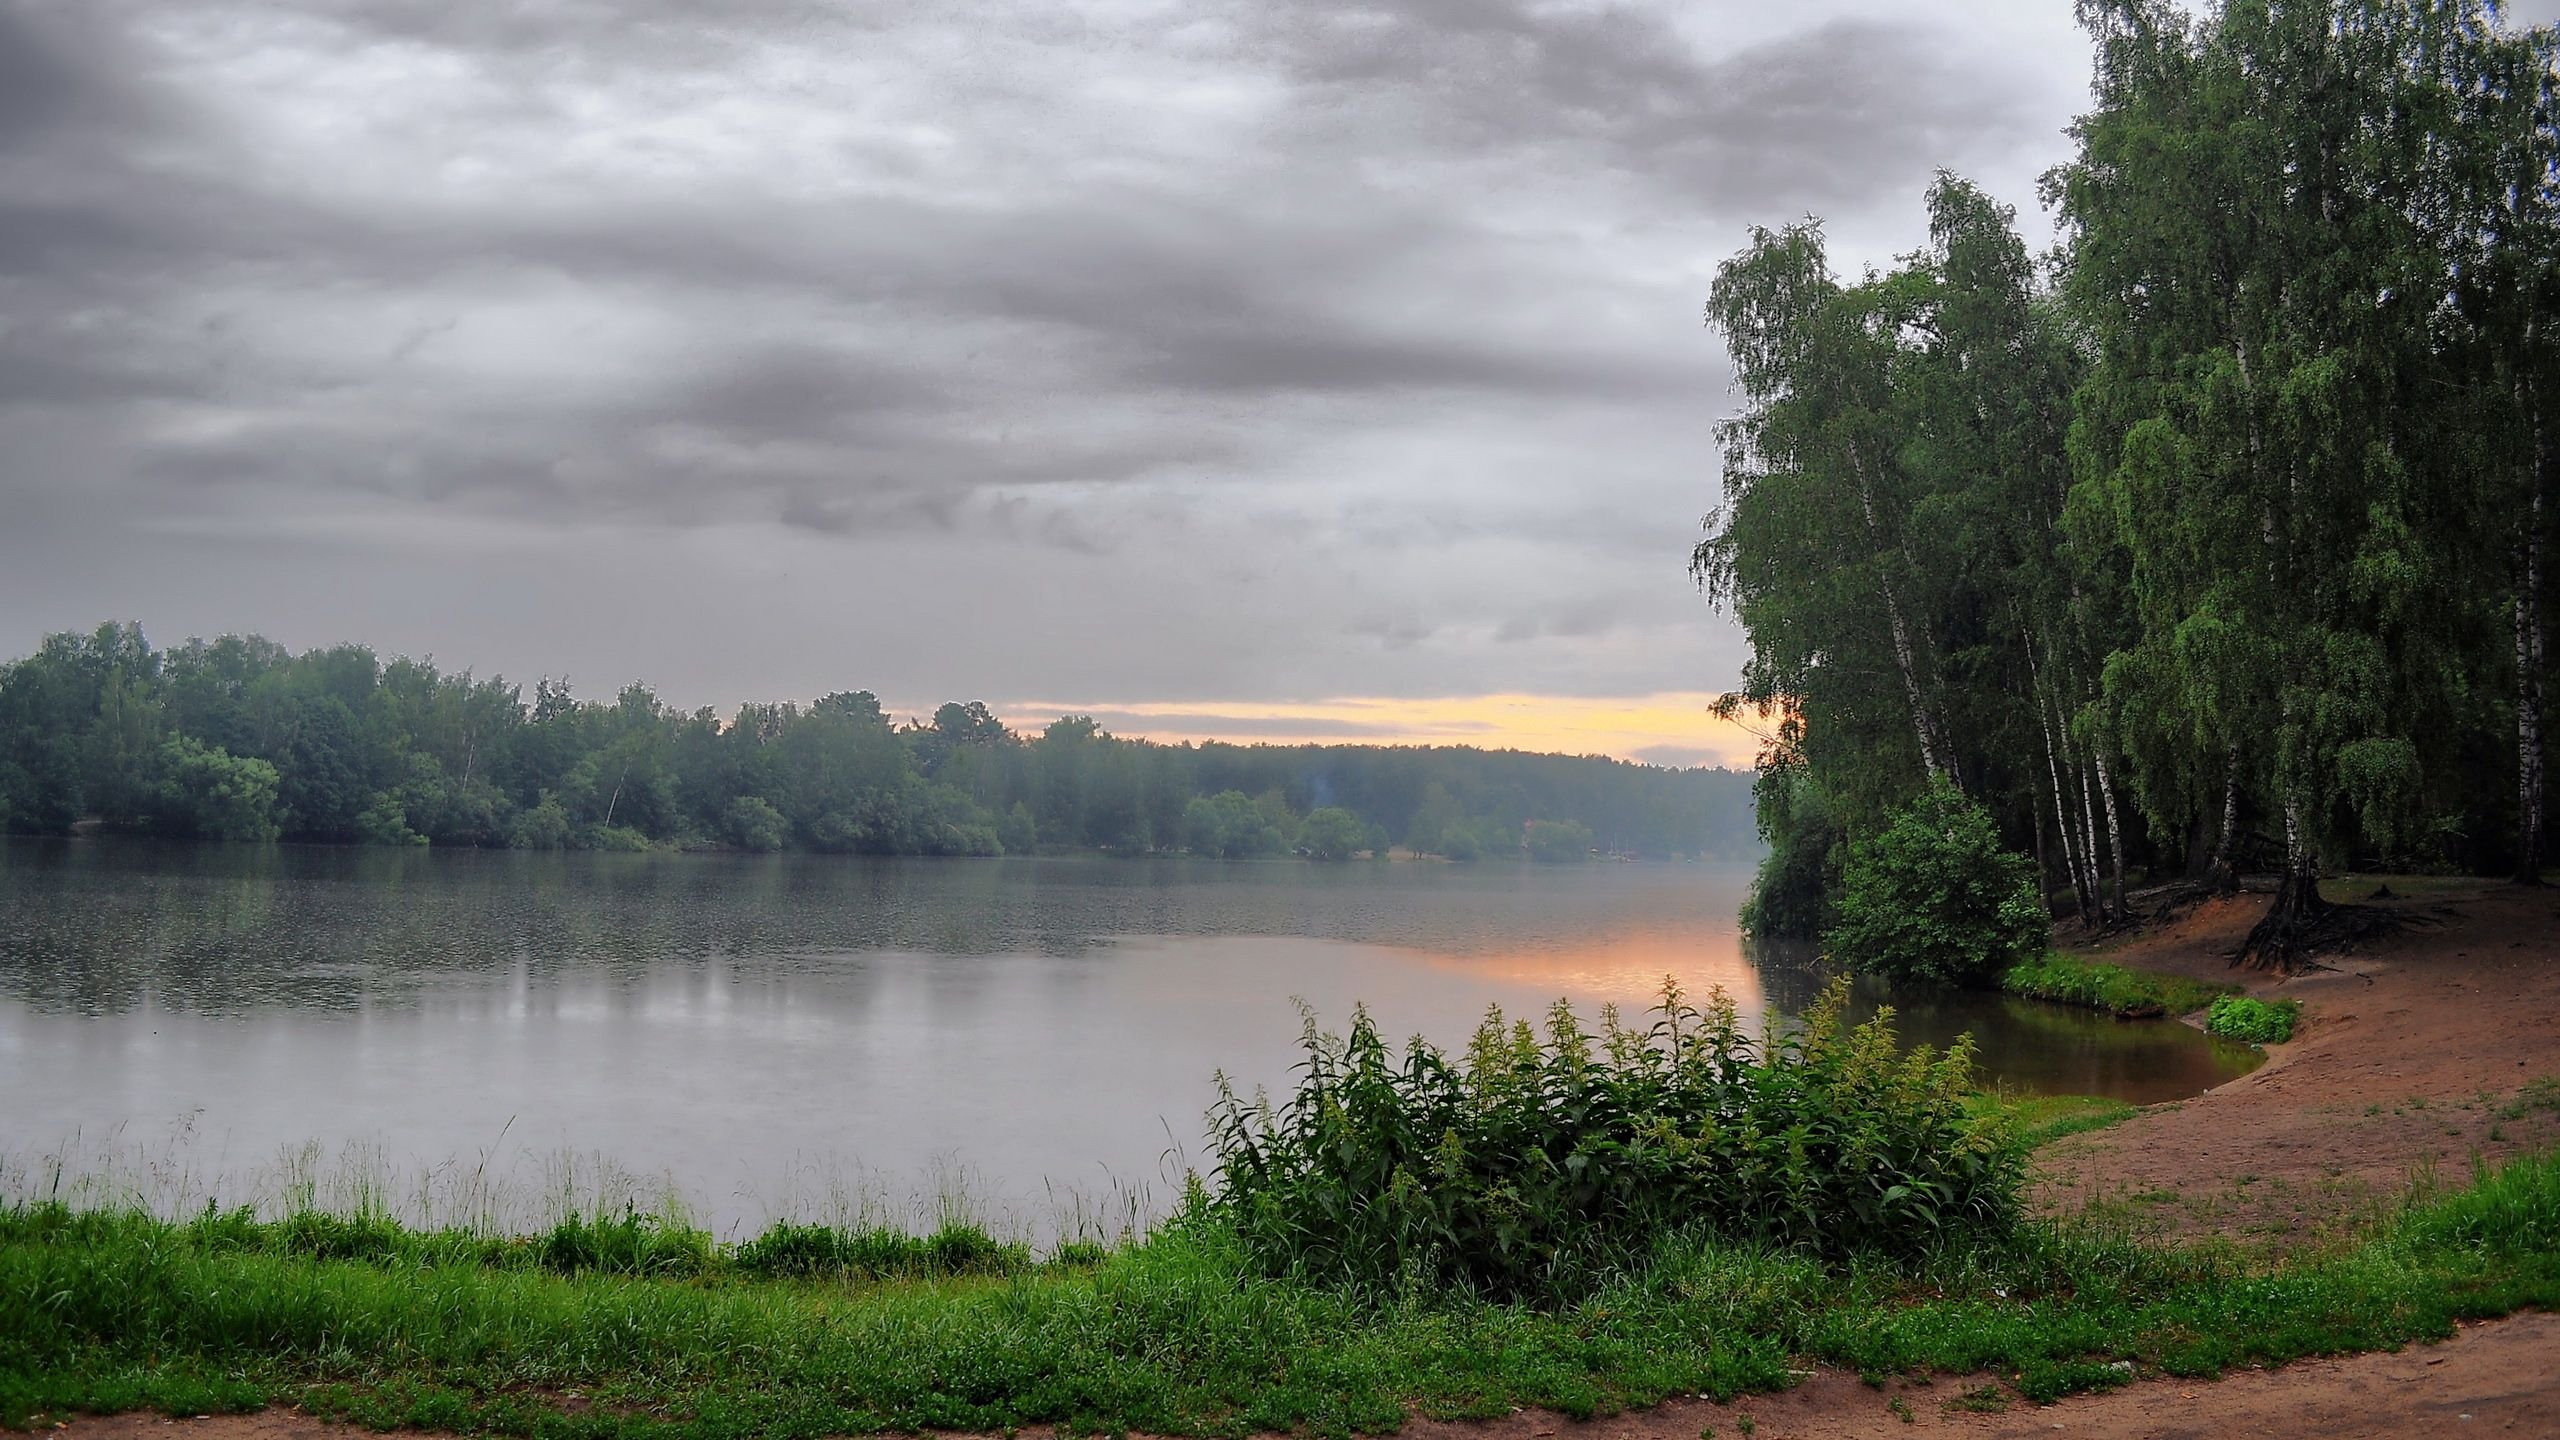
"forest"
0,623,1754,861
1700,0,2558,958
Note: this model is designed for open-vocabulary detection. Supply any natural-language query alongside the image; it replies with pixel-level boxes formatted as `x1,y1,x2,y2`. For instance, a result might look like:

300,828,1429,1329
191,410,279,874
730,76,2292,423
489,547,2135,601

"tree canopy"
0,623,1756,862
1702,0,2559,959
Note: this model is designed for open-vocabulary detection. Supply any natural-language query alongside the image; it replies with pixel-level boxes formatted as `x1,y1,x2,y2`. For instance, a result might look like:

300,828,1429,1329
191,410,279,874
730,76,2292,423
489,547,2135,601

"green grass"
1977,1093,2141,1150
2503,1076,2560,1122
5,1150,2557,1437
2314,874,2486,904
2000,954,2236,1019
2205,996,2302,1046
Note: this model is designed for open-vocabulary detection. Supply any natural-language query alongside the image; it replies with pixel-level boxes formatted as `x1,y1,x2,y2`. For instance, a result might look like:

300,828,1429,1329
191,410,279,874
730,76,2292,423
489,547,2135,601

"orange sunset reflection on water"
1397,919,1771,1018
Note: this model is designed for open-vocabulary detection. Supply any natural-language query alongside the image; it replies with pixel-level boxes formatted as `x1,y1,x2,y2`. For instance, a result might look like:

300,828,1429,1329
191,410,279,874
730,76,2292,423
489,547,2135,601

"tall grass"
5,1153,2557,1435
1208,979,2018,1300
1999,954,2234,1018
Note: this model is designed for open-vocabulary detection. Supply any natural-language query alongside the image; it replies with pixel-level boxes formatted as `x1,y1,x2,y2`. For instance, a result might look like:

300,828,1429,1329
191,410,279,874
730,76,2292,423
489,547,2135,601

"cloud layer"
0,0,2099,752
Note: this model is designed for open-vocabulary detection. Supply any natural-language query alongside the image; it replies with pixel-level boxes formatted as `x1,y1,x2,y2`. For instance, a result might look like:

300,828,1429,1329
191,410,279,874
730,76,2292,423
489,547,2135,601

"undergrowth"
2205,996,2302,1045
1978,1093,2139,1150
2,1151,2555,1436
1208,979,2017,1300
2000,954,2235,1019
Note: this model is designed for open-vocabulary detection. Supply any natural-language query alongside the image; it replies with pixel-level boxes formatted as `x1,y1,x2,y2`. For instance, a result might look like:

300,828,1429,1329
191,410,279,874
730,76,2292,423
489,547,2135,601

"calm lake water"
0,839,2258,1234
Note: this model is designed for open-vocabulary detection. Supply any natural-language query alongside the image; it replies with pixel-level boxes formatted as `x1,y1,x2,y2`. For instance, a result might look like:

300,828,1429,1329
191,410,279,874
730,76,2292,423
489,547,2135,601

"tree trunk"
2041,695,2093,923
2239,797,2328,969
2209,747,2242,895
2519,479,2546,886
1850,438,1947,784
2030,781,2055,914
2074,738,2110,926
2025,640,2093,922
2093,756,2130,921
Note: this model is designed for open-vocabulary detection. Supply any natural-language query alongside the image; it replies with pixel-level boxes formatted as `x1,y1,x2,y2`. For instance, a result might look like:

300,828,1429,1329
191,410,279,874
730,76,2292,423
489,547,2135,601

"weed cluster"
1207,979,2020,1300
2204,996,2301,1045
5,1152,2559,1437
733,1220,1027,1279
2000,955,2234,1018
9,1204,1039,1286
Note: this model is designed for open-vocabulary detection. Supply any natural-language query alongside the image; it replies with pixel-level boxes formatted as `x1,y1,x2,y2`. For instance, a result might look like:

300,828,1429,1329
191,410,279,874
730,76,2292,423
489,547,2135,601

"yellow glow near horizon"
990,692,1764,769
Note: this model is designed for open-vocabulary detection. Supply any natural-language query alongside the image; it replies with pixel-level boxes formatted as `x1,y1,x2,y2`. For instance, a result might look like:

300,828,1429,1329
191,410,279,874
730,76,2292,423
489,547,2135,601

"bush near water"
1206,979,2018,1301
2205,996,2302,1046
1822,784,2048,987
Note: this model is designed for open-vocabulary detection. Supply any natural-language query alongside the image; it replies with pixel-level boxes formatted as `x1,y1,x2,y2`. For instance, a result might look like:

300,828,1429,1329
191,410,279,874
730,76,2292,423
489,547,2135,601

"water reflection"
0,839,2257,1230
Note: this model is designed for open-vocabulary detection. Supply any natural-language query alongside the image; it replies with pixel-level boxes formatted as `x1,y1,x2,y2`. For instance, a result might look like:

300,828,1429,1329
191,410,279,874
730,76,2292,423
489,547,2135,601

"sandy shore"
50,882,2560,1440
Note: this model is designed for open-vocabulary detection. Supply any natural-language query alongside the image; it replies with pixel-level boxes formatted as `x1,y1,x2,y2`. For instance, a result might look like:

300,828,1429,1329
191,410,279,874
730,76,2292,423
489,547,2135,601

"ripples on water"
0,839,2258,1234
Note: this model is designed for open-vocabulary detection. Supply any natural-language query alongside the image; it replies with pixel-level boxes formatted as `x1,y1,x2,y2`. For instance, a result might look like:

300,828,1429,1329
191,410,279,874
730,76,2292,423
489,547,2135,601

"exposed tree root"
2233,879,2436,972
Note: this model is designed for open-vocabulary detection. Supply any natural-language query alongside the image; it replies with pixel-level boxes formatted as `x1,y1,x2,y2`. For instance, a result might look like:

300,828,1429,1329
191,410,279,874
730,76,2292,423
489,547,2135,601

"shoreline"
15,880,2560,1439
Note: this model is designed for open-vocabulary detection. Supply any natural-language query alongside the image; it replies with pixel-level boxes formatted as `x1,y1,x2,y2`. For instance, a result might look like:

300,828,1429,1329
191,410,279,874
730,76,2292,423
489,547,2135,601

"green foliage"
1738,764,1839,938
151,736,280,843
508,794,572,850
1701,1,2560,919
2000,955,2234,1019
1295,806,1370,861
1974,1093,2140,1151
7,1151,2560,1436
723,795,789,852
532,1211,714,1278
1183,789,1287,858
0,625,1757,861
1523,818,1595,862
1208,979,2017,1301
1826,785,2046,987
353,793,426,847
2204,996,2301,1046
731,1220,1026,1280
1432,817,1519,861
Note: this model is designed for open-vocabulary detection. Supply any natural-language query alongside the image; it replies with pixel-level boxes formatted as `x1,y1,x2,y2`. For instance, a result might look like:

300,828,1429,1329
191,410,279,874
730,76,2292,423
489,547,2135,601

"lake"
0,839,2259,1236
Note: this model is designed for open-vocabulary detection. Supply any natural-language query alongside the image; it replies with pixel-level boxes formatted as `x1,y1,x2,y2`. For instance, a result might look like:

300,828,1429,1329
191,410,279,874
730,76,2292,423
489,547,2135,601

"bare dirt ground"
49,883,2560,1440
2035,881,2560,1250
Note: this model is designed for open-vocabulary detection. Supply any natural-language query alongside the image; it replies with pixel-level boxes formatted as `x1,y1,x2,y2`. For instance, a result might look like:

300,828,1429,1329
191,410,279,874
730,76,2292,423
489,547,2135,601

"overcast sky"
11,1,2546,764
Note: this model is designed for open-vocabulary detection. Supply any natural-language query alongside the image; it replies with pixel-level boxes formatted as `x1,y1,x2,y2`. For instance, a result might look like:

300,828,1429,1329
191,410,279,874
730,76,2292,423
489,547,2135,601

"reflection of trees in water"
1,842,1760,1016
1737,931,2259,1102
1739,935,1833,1013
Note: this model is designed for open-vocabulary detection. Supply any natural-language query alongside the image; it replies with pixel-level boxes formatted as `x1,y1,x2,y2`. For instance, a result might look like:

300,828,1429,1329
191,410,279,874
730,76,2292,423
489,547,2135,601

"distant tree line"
1699,0,2558,958
0,624,1756,861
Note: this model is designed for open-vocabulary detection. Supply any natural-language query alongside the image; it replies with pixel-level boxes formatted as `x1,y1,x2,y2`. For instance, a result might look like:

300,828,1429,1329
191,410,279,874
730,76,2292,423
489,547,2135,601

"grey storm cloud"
0,0,2083,715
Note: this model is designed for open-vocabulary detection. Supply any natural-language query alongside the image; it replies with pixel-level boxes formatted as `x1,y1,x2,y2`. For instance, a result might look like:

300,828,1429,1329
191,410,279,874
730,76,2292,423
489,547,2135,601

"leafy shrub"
1825,783,2046,986
1435,818,1519,861
2204,995,2300,1045
724,795,790,852
509,794,573,850
1184,790,1286,858
152,736,281,842
1523,819,1595,862
1739,763,1840,938
353,793,427,847
1208,979,2018,1301
1297,806,1370,860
